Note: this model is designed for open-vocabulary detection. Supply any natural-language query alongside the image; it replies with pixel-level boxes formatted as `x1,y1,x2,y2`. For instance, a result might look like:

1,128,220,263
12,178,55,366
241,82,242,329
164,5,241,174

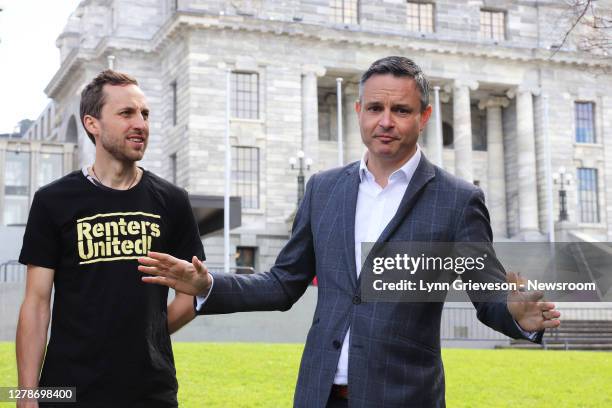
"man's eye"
367,106,382,112
142,112,149,120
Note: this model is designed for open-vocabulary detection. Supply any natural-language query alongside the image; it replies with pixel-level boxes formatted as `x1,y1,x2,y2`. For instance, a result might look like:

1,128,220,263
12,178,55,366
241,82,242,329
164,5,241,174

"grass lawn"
1,342,610,407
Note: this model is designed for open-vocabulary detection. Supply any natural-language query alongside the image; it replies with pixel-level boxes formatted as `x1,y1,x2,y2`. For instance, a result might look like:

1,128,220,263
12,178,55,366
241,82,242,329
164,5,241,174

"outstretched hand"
506,271,561,332
138,251,212,296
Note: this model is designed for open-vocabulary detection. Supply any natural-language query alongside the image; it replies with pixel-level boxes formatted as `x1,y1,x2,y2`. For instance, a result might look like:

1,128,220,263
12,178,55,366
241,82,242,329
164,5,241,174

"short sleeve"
168,189,205,262
18,191,61,269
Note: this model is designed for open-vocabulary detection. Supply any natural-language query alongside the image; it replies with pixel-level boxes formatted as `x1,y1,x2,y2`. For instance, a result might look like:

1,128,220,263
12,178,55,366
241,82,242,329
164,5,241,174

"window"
170,81,178,126
236,246,256,271
4,151,30,226
231,72,259,120
318,90,338,141
575,102,595,143
331,0,359,25
480,10,505,40
577,168,599,223
38,153,63,188
232,146,259,209
406,2,434,33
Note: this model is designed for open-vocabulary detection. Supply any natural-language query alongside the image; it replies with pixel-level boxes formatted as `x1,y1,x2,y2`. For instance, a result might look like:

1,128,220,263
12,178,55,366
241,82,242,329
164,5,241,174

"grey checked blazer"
200,154,541,407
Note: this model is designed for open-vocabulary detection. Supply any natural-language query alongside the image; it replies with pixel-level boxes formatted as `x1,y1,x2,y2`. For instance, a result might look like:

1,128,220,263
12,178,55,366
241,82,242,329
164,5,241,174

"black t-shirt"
19,169,205,408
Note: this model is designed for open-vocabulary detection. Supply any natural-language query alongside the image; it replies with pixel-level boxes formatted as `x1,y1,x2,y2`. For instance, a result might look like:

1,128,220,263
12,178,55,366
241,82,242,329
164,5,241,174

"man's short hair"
359,56,430,112
80,70,139,144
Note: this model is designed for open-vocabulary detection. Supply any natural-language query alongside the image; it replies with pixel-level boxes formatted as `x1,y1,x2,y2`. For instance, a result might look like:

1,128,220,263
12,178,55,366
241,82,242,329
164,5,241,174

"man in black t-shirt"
16,70,204,408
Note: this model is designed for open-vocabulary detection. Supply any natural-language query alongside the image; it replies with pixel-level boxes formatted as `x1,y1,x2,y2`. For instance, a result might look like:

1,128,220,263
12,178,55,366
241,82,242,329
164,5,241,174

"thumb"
507,271,520,294
192,256,206,274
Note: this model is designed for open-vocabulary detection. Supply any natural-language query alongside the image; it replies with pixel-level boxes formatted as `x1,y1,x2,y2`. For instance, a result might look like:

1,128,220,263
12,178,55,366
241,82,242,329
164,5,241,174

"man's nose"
378,109,394,129
131,112,147,130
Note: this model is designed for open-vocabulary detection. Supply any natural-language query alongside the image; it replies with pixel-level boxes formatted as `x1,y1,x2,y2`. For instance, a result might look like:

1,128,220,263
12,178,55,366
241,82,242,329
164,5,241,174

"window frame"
231,145,260,209
230,71,260,120
330,0,360,25
480,9,506,41
575,101,596,144
577,167,600,224
406,1,435,33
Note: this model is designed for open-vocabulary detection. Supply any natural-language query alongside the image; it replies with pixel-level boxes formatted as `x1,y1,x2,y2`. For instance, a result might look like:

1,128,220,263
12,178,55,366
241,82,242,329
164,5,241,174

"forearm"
202,269,310,315
167,294,196,334
16,301,50,387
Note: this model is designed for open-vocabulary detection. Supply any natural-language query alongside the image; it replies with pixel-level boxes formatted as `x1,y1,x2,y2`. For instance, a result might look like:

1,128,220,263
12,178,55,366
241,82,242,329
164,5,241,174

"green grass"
1,342,610,407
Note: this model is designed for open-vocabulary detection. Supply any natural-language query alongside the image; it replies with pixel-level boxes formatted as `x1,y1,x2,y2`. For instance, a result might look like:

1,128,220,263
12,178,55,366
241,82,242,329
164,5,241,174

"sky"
0,0,82,134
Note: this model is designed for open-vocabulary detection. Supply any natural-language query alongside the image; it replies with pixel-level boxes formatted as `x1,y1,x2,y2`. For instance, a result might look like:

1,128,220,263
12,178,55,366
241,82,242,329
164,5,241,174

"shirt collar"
359,144,422,184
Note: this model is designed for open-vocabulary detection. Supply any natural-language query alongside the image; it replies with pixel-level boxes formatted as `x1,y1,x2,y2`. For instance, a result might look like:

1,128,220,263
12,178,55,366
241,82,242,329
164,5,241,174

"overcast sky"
0,0,81,133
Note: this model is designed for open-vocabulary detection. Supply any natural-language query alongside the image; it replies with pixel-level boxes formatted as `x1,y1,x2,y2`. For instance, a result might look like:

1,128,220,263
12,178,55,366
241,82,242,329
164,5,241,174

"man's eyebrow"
392,104,413,110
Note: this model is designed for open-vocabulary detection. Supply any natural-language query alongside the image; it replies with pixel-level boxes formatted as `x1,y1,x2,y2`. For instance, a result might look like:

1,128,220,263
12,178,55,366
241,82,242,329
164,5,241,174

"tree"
555,0,612,57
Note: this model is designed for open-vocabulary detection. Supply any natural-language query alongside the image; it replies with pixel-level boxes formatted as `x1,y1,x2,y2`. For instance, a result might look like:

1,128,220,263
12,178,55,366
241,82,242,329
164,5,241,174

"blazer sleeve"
454,187,544,343
199,174,318,315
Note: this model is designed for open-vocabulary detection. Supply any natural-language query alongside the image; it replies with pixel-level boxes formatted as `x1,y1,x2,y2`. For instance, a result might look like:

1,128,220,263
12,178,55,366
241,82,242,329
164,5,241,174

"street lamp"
289,150,312,206
553,167,572,222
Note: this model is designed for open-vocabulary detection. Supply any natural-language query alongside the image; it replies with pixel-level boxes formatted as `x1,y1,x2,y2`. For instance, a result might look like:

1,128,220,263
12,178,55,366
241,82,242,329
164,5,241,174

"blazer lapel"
340,163,361,290
376,154,436,244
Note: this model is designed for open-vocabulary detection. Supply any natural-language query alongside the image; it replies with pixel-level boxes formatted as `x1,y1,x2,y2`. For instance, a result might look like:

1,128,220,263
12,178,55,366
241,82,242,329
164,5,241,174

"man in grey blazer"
139,56,561,408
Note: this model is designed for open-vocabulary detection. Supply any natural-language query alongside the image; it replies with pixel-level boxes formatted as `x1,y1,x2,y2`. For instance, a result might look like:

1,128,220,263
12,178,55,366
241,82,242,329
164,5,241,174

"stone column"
343,82,362,162
424,107,436,157
509,86,540,236
433,86,445,167
301,65,326,170
452,80,478,181
479,96,509,239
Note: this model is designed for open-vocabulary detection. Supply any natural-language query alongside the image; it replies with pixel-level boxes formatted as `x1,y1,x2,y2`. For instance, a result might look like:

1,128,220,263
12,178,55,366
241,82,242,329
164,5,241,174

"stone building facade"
7,0,612,273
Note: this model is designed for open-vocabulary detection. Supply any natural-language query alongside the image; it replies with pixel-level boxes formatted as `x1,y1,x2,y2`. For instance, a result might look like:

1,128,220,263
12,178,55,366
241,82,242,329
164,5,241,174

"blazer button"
352,295,361,305
332,340,342,349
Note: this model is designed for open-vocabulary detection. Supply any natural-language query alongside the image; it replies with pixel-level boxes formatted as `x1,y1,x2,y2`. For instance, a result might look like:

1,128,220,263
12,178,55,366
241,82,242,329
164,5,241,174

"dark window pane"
231,146,259,209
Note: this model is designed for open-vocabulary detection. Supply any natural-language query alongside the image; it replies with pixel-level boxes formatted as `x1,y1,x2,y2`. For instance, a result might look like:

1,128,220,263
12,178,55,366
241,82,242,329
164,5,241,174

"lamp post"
289,150,312,206
553,167,572,222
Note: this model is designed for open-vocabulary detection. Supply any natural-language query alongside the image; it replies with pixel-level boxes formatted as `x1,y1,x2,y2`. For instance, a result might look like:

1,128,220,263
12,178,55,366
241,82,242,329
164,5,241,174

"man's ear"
419,104,433,131
83,115,99,138
355,99,362,115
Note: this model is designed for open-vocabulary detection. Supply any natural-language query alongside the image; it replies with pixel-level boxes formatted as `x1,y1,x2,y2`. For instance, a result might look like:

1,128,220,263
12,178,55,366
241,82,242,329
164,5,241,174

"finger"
543,310,561,320
506,271,518,285
138,265,163,275
138,256,161,267
138,265,178,279
541,319,561,329
147,251,176,263
141,276,178,289
539,302,556,311
192,256,207,274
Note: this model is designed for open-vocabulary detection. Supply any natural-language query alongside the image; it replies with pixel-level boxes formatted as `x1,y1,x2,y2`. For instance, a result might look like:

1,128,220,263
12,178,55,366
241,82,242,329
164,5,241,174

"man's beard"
99,131,147,163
